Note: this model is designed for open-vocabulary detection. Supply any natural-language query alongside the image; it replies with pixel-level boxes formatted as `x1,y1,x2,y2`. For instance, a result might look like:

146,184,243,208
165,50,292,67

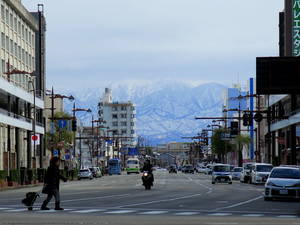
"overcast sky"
23,0,283,90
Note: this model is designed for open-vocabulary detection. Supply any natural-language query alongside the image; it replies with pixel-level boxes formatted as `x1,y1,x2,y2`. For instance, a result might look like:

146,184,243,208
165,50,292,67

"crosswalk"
0,207,298,218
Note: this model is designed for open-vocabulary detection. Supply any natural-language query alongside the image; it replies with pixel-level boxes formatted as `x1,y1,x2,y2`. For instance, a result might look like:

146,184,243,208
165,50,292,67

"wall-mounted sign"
293,0,300,56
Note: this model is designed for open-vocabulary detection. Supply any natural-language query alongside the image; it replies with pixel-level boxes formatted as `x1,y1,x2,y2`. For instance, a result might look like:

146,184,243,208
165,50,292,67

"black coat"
44,166,66,191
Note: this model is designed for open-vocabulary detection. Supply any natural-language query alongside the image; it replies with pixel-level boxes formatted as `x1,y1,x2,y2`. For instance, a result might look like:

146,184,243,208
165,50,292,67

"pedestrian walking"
41,157,67,210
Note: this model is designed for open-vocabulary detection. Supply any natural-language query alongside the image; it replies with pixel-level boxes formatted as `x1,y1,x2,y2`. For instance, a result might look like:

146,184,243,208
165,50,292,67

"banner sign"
293,0,300,56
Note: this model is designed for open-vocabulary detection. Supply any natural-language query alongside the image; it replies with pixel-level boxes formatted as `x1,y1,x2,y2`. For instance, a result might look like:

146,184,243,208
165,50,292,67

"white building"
0,0,45,171
98,88,136,159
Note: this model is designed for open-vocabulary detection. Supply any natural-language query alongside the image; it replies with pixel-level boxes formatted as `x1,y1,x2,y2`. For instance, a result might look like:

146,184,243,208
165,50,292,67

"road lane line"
174,212,199,216
117,193,202,208
61,194,131,203
208,213,233,216
242,214,264,217
71,209,106,213
139,211,168,215
277,215,297,218
105,210,136,214
4,208,27,212
213,196,263,211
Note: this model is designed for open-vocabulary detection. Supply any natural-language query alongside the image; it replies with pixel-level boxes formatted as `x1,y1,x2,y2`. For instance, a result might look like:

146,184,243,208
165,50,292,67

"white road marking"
0,208,11,210
174,212,199,216
62,194,131,203
242,214,264,217
213,196,263,211
4,208,27,212
71,209,106,213
139,211,168,215
117,193,202,208
105,210,136,214
208,213,233,216
37,209,56,213
277,215,297,218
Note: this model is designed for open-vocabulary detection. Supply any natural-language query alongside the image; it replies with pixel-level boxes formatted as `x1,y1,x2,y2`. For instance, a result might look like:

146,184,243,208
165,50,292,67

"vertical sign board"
293,0,300,56
249,78,254,160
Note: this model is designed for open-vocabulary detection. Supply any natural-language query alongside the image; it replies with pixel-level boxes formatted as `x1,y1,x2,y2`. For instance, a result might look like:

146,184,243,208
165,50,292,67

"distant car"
78,169,93,180
204,165,213,175
264,166,300,201
250,163,273,184
212,164,232,184
196,165,207,173
240,163,254,183
231,167,243,180
182,165,194,174
89,167,102,178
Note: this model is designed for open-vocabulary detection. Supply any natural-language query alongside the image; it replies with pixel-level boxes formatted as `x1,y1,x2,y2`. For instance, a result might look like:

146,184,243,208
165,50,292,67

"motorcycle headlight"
143,173,148,176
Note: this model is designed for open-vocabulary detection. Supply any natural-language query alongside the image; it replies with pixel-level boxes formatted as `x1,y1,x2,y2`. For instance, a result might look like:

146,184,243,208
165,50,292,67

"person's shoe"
41,206,50,210
55,202,64,210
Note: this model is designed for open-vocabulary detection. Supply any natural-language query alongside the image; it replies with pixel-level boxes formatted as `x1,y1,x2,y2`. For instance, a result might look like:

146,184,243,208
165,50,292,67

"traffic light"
243,113,250,126
72,119,77,131
230,121,239,136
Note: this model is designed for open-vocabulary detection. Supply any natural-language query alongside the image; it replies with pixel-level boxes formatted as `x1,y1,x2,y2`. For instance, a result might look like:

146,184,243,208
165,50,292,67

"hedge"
0,170,8,181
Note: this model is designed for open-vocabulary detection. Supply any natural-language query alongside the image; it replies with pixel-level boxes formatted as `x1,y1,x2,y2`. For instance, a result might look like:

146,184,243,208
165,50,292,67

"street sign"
50,122,55,134
53,149,59,156
31,134,40,145
58,119,67,129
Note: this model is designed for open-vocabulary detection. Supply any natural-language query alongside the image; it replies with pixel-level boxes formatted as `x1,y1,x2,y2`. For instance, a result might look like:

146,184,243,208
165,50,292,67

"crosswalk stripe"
242,214,264,217
277,215,297,218
105,210,136,214
139,211,168,215
174,212,199,216
71,209,106,213
5,208,27,212
208,213,232,216
37,209,56,213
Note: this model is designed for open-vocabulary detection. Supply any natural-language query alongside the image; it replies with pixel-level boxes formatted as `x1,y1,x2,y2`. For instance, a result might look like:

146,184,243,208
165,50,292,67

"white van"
250,163,273,184
126,158,140,174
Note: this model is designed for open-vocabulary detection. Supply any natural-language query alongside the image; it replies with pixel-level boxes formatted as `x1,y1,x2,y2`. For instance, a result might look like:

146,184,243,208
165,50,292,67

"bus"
126,158,140,174
108,158,122,175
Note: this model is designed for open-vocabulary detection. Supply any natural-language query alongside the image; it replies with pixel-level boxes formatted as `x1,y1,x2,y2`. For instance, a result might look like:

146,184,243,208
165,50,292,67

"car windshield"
270,168,300,179
80,170,89,173
256,165,273,172
213,166,230,172
244,164,252,170
127,160,138,165
186,166,193,169
233,168,243,172
89,168,95,172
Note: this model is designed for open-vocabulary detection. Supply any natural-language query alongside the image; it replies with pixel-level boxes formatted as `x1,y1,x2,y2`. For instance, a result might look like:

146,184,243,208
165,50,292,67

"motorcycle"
142,171,153,190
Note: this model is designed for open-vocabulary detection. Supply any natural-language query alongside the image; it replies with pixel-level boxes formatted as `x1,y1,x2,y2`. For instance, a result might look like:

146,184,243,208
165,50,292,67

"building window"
25,28,28,42
120,122,127,126
5,9,8,24
131,106,135,110
112,122,118,127
14,43,17,57
5,36,8,51
21,24,24,38
112,114,118,119
18,46,21,59
1,33,4,48
112,106,118,111
10,39,13,54
18,21,21,35
14,17,17,31
9,13,13,27
121,106,127,111
1,60,5,75
131,130,135,134
1,5,4,21
131,114,135,118
130,122,134,126
121,114,127,118
121,130,127,135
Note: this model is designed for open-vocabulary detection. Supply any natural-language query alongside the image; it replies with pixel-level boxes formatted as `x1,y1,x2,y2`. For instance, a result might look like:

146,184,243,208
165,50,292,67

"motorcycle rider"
142,160,154,184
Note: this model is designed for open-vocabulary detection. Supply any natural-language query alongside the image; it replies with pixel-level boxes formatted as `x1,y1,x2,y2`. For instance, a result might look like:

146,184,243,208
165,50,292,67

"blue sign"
65,154,70,160
128,148,138,156
58,120,67,129
106,140,113,145
53,149,59,156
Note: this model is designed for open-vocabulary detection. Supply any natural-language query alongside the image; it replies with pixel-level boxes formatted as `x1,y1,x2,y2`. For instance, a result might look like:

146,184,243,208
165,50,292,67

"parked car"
231,167,243,180
182,165,194,174
264,166,300,201
89,167,102,178
204,164,213,175
240,162,254,183
78,169,93,180
196,165,207,173
212,164,232,184
250,163,273,184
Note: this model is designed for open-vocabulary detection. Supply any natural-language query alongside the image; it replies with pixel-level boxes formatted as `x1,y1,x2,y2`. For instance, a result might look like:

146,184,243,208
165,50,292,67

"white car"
231,167,243,180
212,164,232,184
264,166,300,201
78,169,93,180
196,166,207,173
250,163,273,184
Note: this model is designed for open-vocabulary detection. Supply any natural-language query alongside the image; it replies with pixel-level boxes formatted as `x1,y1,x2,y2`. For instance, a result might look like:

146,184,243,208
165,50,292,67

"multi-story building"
0,0,46,171
98,88,136,159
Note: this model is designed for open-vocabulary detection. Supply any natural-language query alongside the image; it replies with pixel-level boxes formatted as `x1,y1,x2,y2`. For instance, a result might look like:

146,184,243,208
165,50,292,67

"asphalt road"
0,170,299,225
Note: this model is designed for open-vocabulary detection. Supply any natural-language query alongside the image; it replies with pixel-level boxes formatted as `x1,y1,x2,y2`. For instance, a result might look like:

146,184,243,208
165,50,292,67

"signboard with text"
293,0,300,56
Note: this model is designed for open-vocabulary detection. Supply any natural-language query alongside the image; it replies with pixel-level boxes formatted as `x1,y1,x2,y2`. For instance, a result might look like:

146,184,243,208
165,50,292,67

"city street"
0,170,299,225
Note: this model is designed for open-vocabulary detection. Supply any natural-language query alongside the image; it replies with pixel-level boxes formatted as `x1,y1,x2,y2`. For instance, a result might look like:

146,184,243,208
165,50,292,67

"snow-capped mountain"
62,81,226,145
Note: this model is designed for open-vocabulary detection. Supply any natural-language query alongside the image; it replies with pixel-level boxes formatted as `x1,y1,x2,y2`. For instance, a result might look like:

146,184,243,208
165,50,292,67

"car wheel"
212,182,215,184
78,178,81,180
264,197,272,201
228,182,232,184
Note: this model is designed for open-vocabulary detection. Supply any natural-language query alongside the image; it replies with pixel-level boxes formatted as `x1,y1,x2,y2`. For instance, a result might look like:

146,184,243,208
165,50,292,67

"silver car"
231,167,243,180
264,166,300,201
212,164,232,184
78,169,93,180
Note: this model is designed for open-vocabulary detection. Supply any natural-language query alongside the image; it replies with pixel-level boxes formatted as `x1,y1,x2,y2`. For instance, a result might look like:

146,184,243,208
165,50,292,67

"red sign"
31,135,38,141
